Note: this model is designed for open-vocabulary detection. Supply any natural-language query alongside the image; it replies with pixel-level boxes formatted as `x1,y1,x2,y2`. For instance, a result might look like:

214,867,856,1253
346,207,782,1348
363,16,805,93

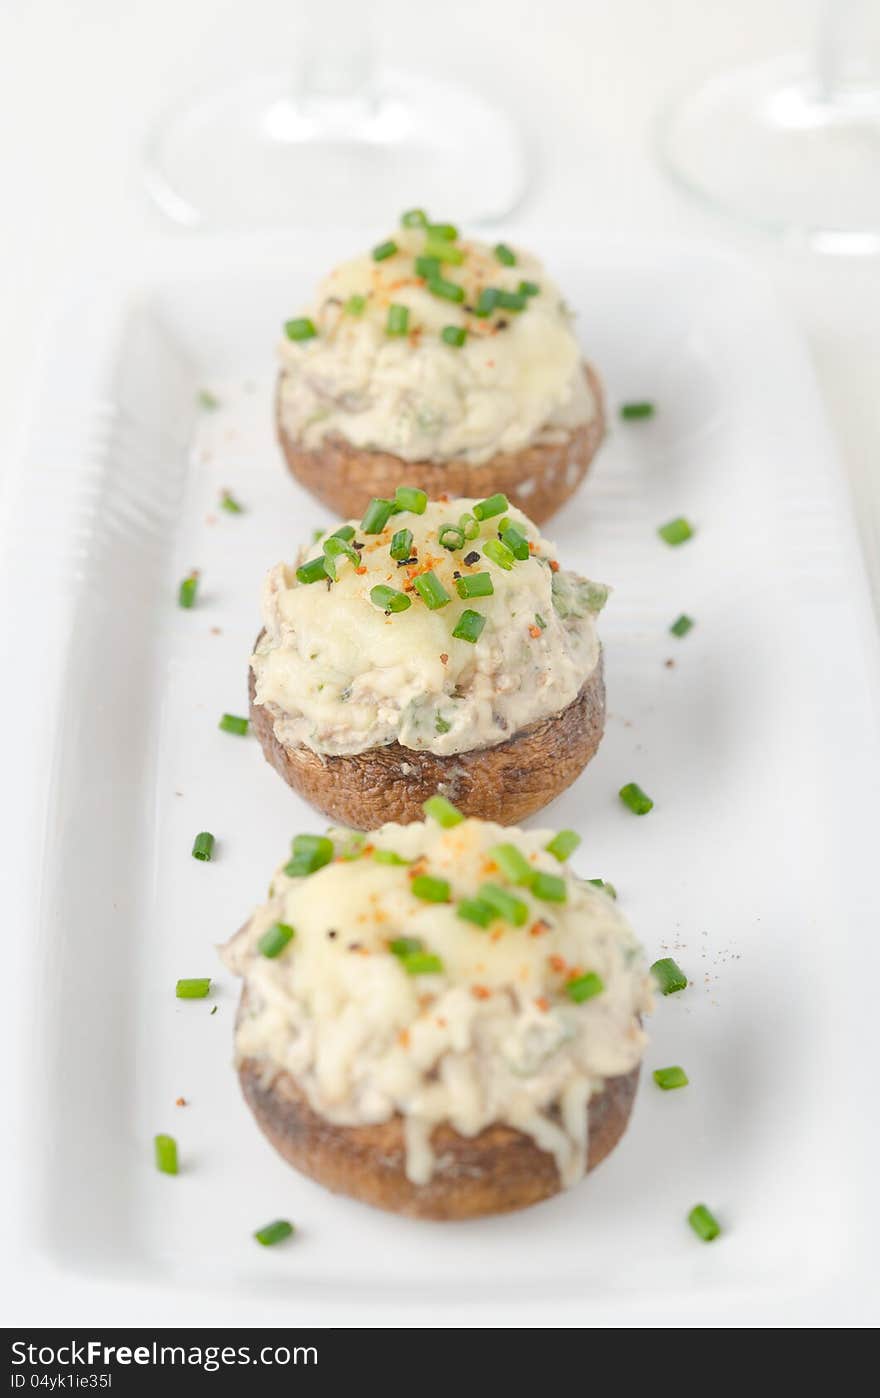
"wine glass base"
658,55,880,254
144,69,528,230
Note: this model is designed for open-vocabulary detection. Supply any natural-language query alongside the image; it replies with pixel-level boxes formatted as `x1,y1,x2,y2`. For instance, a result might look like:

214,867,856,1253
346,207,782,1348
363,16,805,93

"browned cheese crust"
248,648,605,829
276,362,606,526
238,1046,639,1220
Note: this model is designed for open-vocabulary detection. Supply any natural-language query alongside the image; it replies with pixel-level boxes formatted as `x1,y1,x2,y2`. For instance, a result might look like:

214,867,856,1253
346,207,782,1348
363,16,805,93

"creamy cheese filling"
251,498,606,758
223,817,653,1188
277,228,595,464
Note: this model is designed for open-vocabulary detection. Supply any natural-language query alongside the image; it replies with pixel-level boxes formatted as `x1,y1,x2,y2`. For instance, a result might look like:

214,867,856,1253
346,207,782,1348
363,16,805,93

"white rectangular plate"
3,233,879,1327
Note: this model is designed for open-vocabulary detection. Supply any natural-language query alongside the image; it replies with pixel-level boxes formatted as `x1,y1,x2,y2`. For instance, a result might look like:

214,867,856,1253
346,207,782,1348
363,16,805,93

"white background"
1,0,879,1329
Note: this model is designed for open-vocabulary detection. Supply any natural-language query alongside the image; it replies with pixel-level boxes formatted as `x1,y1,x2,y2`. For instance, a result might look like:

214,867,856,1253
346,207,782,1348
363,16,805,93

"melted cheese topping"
251,499,605,757
277,228,595,464
223,817,652,1188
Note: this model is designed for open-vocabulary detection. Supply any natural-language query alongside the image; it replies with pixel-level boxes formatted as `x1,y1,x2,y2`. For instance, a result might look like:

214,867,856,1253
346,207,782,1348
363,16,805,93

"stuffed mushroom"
222,807,652,1220
249,490,609,828
277,212,605,524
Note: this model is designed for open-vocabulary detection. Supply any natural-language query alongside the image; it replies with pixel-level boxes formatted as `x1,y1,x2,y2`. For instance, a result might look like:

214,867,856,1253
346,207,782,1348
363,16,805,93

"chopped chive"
371,584,411,613
427,276,465,304
413,570,451,609
494,242,516,266
386,304,410,336
658,517,694,546
361,497,395,533
399,951,444,975
426,222,458,240
441,325,467,347
435,715,451,734
389,936,423,958
390,527,414,561
452,609,486,644
312,527,324,542
411,874,451,903
220,489,244,514
545,829,580,861
401,208,427,228
415,254,442,280
651,957,687,995
566,972,604,1003
254,1219,295,1247
219,713,248,735
154,1134,178,1175
258,922,295,958
458,512,479,540
423,795,464,827
438,523,465,550
587,878,617,899
473,287,500,317
688,1204,721,1242
534,612,547,629
495,290,526,311
372,239,398,261
284,317,317,341
178,573,198,609
519,280,540,297
670,614,695,638
286,833,334,876
332,523,355,541
457,897,496,928
473,493,509,521
197,389,219,410
483,537,515,570
175,978,211,999
296,555,328,584
344,294,367,315
455,571,493,599
394,485,428,515
653,1065,689,1091
424,237,464,265
191,831,215,862
499,523,529,560
531,871,567,903
478,883,528,926
372,848,410,865
489,843,534,886
620,401,655,420
336,831,366,861
322,536,359,579
619,782,653,815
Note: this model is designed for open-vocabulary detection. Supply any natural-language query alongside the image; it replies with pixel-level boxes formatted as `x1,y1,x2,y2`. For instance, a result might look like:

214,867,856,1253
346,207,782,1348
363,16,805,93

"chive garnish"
334,522,357,539
413,571,451,609
198,389,219,410
415,254,442,279
411,874,451,903
435,715,451,734
426,222,458,240
254,1219,295,1247
258,922,295,958
401,208,427,228
154,1134,178,1175
424,238,464,265
178,572,198,609
534,612,547,629
220,490,244,514
441,325,467,347
219,713,248,735
372,239,398,261
399,951,444,975
284,317,317,341
653,1066,689,1090
455,572,493,599
361,497,395,533
423,795,464,827
620,401,655,420
386,304,410,336
452,609,486,643
651,957,687,994
519,280,540,297
176,978,211,999
670,614,695,637
390,527,414,561
427,276,465,304
473,493,509,521
658,517,694,546
439,523,466,550
478,883,528,926
499,522,529,560
344,294,367,315
688,1204,721,1242
372,849,410,865
495,290,526,311
394,485,427,514
191,831,215,862
587,878,617,899
531,871,567,903
619,782,653,815
545,829,580,861
489,843,534,886
322,536,359,579
494,242,516,266
566,972,604,1003
371,584,412,613
389,936,422,958
483,537,515,570
457,897,495,928
473,287,499,317
296,555,328,584
286,833,334,876
459,512,479,540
